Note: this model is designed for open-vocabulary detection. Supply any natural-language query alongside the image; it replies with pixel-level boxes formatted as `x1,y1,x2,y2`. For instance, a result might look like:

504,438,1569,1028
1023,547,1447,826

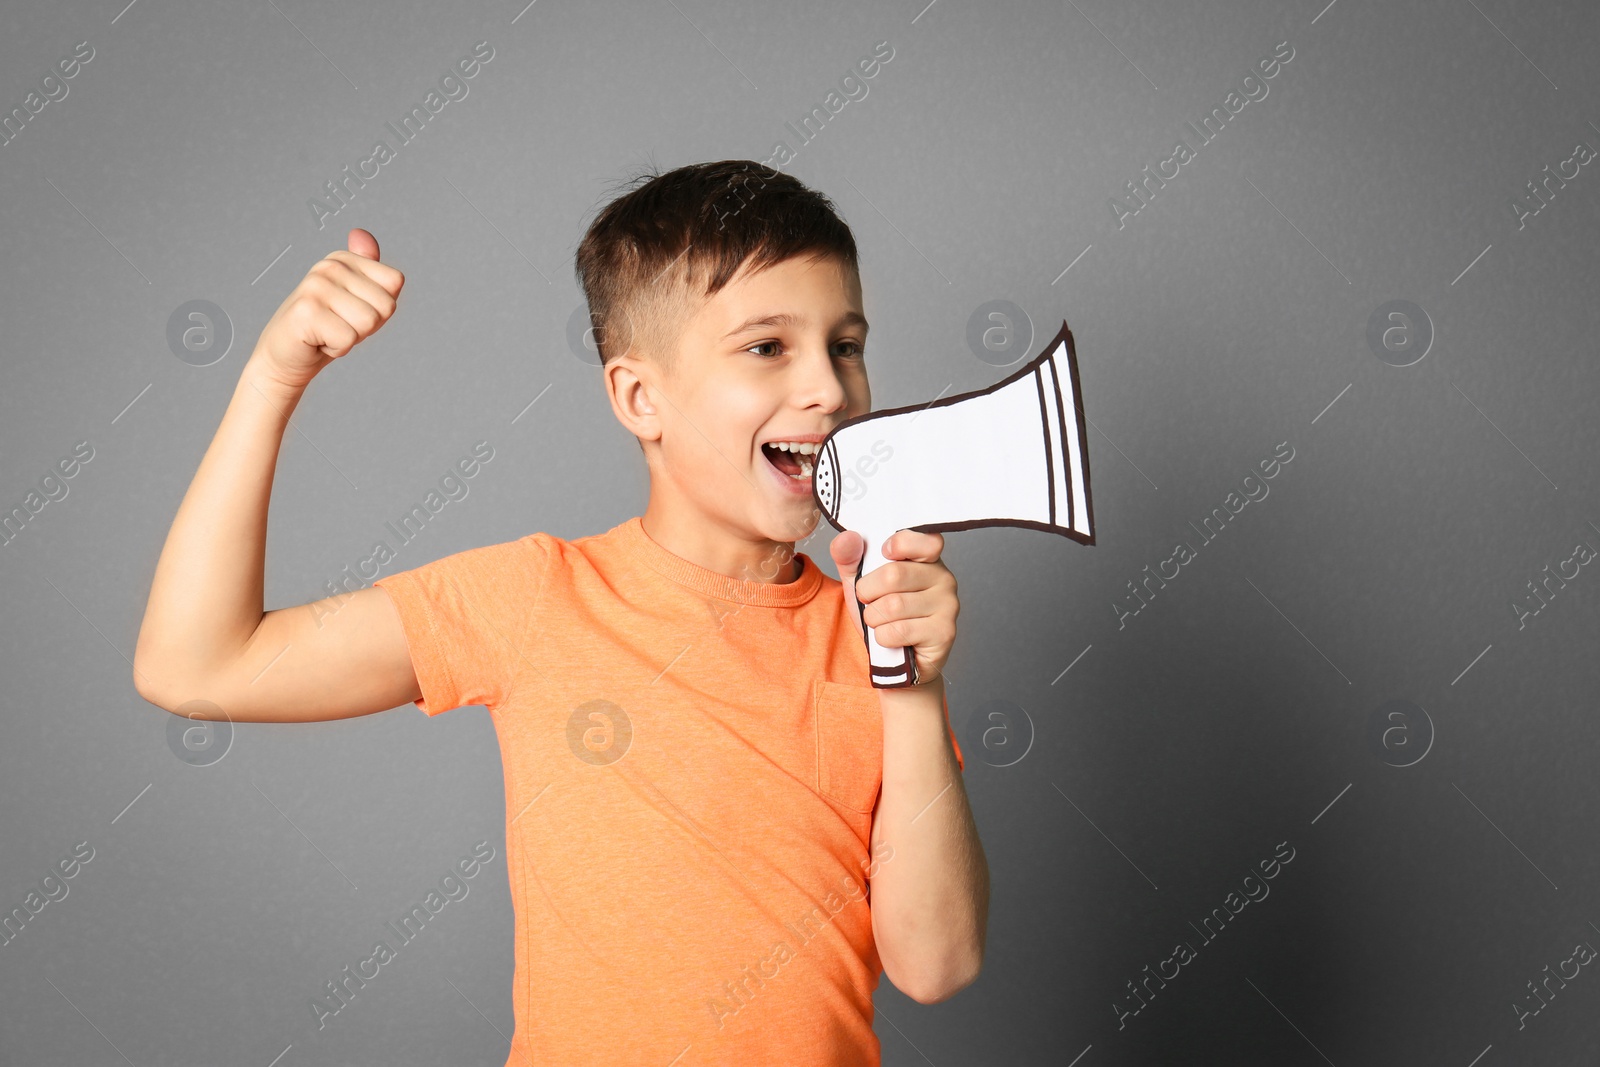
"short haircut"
574,160,860,373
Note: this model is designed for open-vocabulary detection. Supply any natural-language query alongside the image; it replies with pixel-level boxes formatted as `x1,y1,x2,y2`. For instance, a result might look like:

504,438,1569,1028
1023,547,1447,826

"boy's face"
621,252,871,551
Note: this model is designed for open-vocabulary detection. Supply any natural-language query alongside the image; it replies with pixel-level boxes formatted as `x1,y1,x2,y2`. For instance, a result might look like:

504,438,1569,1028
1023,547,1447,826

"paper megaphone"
812,320,1095,688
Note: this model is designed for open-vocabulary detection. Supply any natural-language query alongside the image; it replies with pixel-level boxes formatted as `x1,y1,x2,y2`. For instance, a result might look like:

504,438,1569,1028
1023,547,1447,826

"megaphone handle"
856,531,918,688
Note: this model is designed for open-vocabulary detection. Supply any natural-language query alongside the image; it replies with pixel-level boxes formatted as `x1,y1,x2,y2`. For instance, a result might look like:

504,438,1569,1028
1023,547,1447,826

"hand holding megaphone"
812,320,1096,688
829,528,958,689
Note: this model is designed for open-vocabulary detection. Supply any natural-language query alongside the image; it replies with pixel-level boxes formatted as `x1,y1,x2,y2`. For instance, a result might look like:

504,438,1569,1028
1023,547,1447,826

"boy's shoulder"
429,529,551,565
422,520,627,582
374,532,544,598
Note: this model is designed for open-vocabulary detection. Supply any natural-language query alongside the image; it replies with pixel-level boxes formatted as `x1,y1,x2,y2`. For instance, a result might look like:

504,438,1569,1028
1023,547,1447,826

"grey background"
2,0,1596,1063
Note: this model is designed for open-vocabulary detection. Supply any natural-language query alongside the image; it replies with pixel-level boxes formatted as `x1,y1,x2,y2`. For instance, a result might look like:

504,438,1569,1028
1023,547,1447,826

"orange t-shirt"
374,515,963,1066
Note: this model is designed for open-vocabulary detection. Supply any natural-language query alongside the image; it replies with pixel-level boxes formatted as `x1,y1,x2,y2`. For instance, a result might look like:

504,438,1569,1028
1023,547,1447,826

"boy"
134,160,988,1065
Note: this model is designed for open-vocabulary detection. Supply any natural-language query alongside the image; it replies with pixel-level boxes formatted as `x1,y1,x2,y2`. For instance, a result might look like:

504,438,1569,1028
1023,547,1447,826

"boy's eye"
745,340,866,359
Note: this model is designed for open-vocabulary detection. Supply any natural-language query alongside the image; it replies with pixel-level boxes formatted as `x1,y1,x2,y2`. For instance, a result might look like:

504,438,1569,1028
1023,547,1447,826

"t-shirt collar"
624,515,823,607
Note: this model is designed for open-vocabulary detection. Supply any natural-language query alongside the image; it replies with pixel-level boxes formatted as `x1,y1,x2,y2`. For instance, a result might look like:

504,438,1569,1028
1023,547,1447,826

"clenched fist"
251,228,404,392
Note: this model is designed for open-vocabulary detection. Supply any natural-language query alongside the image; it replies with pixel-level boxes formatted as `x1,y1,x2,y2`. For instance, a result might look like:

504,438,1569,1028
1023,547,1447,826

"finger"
882,529,943,563
860,589,941,628
855,558,946,603
828,529,865,577
825,527,864,566
349,227,379,260
326,248,405,299
308,304,362,359
827,530,866,636
866,614,937,651
310,281,384,344
313,258,398,319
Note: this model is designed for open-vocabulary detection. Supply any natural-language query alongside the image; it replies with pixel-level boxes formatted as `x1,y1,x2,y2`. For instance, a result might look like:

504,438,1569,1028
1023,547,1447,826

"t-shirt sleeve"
373,534,551,715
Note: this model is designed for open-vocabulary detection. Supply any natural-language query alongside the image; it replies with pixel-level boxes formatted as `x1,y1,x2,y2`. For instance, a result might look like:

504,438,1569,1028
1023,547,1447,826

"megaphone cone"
813,320,1095,687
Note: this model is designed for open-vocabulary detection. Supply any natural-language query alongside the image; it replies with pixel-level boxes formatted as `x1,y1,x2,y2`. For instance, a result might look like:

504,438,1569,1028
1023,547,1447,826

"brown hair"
574,160,860,372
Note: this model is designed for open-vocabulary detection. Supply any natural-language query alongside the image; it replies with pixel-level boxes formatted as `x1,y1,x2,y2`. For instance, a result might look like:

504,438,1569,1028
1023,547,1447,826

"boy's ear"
603,355,662,444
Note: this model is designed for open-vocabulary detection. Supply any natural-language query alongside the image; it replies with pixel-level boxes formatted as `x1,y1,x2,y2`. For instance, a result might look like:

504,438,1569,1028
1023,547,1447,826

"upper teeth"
770,441,819,454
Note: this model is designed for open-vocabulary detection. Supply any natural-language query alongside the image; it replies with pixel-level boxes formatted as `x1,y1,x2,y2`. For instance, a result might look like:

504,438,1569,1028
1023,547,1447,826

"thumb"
348,227,379,260
828,530,866,638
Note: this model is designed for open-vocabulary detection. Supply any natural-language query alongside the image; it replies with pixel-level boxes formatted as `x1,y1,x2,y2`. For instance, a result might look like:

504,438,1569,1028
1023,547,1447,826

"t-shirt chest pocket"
813,680,884,814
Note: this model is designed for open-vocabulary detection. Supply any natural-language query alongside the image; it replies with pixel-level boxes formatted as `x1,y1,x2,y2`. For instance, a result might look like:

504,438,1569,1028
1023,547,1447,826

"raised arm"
133,229,419,724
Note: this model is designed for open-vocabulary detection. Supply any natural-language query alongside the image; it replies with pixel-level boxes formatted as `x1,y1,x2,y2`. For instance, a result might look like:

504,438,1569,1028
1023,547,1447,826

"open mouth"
761,442,817,482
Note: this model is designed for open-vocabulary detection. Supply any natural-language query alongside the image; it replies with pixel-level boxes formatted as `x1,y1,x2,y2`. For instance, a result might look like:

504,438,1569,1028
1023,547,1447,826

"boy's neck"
640,500,802,586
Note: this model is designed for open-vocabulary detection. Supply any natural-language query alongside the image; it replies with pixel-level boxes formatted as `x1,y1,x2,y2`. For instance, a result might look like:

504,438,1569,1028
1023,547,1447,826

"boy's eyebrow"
721,310,869,340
